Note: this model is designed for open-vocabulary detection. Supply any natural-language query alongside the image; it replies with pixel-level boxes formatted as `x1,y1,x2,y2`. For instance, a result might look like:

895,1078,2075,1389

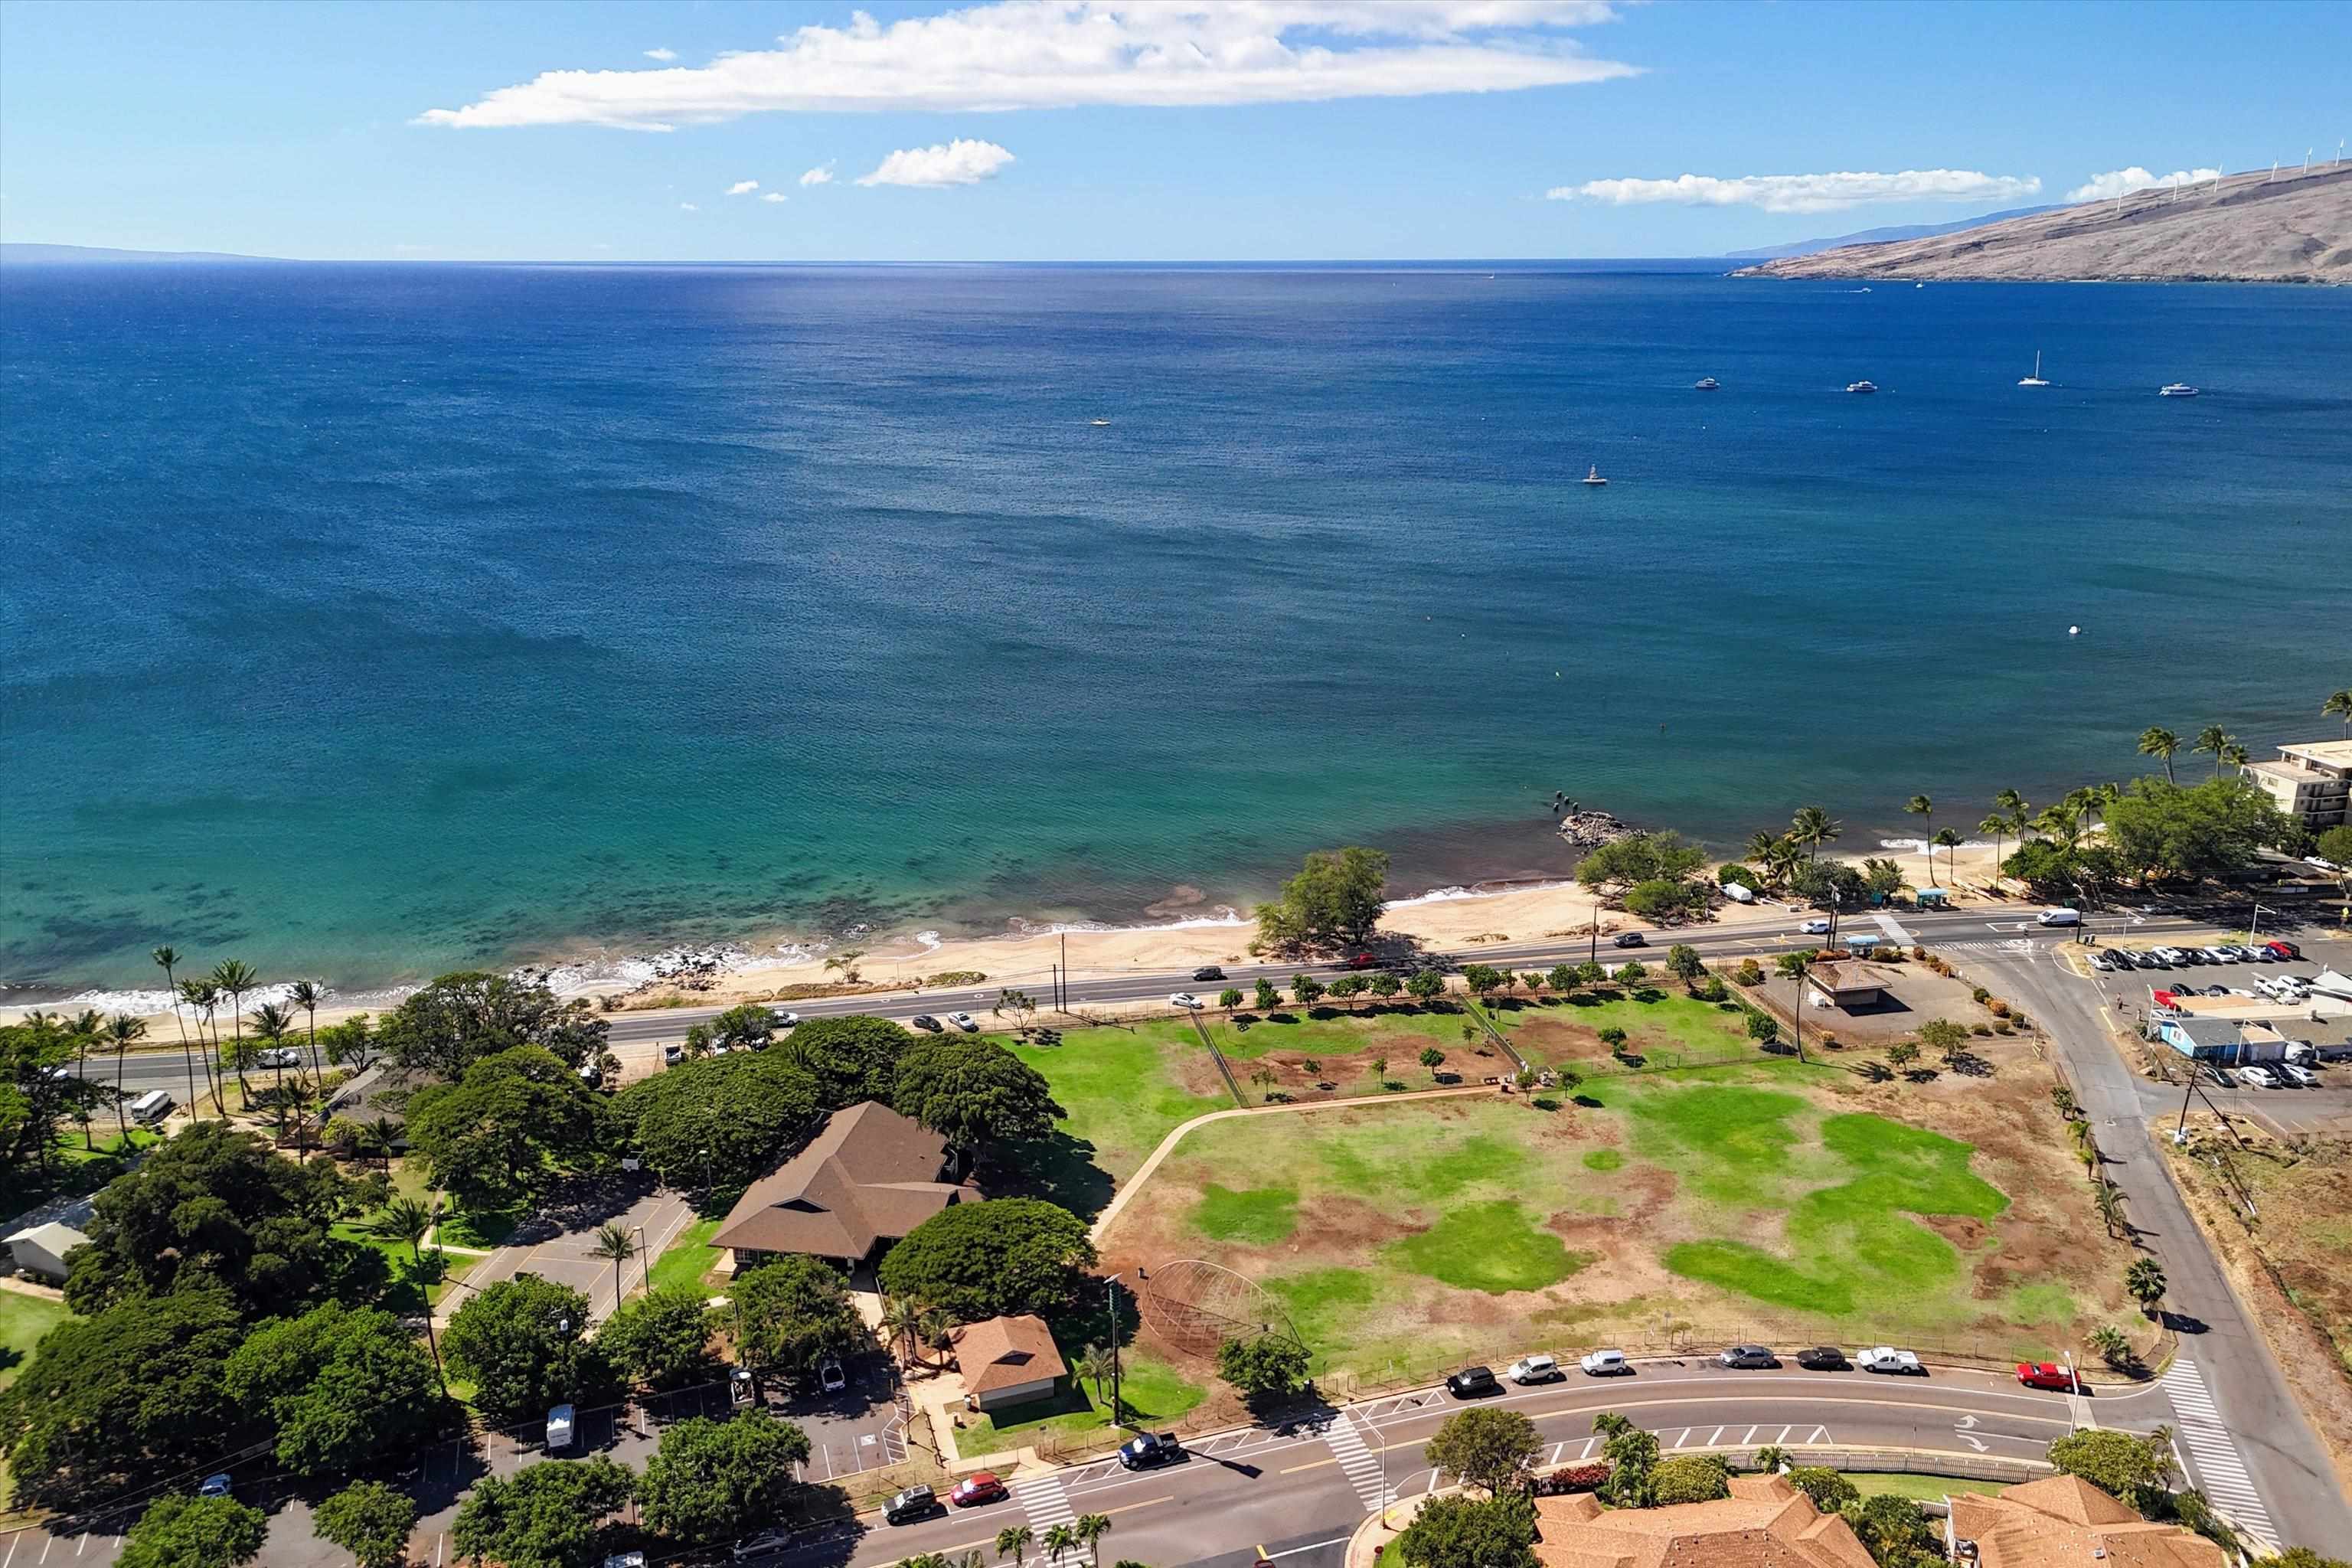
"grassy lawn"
332,1222,470,1311
648,1216,724,1296
0,1293,68,1392
1489,987,1757,1073
952,1350,1204,1455
390,1158,523,1250
1841,1472,2008,1501
991,1024,1231,1217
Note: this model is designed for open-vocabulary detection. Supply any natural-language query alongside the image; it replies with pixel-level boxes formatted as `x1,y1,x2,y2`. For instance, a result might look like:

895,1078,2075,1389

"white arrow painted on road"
1955,1415,1988,1451
1957,1415,1978,1428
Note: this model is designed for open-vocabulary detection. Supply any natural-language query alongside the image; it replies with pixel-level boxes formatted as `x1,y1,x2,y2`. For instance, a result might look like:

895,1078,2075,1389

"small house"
4,1220,90,1284
1805,961,1899,1011
949,1314,1069,1412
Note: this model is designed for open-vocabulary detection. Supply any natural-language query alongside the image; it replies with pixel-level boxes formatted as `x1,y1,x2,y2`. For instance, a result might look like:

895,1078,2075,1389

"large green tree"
450,1455,635,1568
1390,1493,1537,1568
596,1284,719,1391
1254,847,1390,950
612,1049,821,1191
1215,1336,1311,1404
1648,1454,1730,1505
224,1302,445,1475
1574,832,1707,893
877,1197,1097,1322
1842,1493,1934,1566
439,1275,614,1427
377,972,609,1077
0,1290,247,1512
2047,1427,2175,1511
406,1045,600,1206
637,1411,811,1547
119,1494,268,1568
64,1120,368,1317
313,1481,419,1568
730,1256,870,1384
779,1014,914,1108
2101,775,2302,884
0,1014,101,1178
894,1038,1066,1152
1424,1408,1542,1496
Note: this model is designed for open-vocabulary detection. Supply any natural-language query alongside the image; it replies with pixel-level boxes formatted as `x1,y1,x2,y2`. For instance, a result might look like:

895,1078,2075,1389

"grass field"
1488,986,1758,1073
0,1293,67,1392
647,1216,725,1295
999,1022,1232,1189
1099,1048,2130,1387
949,1340,1206,1456
1841,1472,2007,1502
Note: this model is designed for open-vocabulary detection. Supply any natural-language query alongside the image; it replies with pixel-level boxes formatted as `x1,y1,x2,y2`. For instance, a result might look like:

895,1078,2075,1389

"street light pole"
1106,1275,1124,1429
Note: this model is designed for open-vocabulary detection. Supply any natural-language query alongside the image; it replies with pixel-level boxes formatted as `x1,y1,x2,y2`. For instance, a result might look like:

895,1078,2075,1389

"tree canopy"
440,1274,614,1427
596,1284,719,1391
1648,1453,1730,1505
451,1455,635,1568
1575,832,1707,892
1253,847,1389,950
1424,1408,1541,1496
406,1045,601,1207
2101,776,2303,883
0,1014,102,1178
779,1014,914,1109
893,1038,1066,1151
730,1255,871,1384
65,1121,367,1317
612,1048,821,1191
637,1411,811,1547
376,971,609,1078
224,1302,445,1475
313,1481,419,1568
1216,1336,1311,1403
0,1289,247,1512
119,1494,268,1568
877,1197,1097,1323
2047,1428,2174,1511
1390,1493,1537,1568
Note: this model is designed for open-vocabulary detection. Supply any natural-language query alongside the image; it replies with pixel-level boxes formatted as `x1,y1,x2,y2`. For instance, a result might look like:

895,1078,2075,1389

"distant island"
1719,203,2062,262
1736,165,2350,285
0,242,285,266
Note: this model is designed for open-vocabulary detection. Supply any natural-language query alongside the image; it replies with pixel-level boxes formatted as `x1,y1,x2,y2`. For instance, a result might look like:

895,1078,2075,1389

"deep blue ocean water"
5,261,2349,999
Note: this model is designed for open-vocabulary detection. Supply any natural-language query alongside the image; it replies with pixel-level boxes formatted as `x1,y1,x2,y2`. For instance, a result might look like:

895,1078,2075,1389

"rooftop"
951,1314,1068,1396
2278,737,2352,768
711,1101,973,1261
1807,961,1900,996
1949,1475,2226,1568
1531,1474,1875,1568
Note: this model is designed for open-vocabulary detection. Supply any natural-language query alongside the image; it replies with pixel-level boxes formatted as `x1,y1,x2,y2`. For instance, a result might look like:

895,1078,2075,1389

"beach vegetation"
1253,845,1390,951
638,1410,809,1547
451,1455,635,1568
1575,832,1707,893
612,1048,819,1192
2102,775,2303,882
596,1283,720,1391
878,1197,1096,1323
730,1255,867,1384
1860,858,1906,899
1717,862,1759,889
1622,877,1709,922
119,1494,268,1568
440,1274,616,1426
377,970,609,1077
2136,727,2181,782
822,949,868,983
313,1481,417,1568
1788,858,1866,909
895,1037,1067,1154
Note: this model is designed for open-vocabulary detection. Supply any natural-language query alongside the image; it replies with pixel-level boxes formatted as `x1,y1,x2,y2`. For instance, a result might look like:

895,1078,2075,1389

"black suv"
1613,932,1647,948
1446,1365,1500,1398
1795,1346,1849,1371
909,1014,943,1032
1118,1432,1184,1471
884,1486,937,1524
1717,1344,1779,1369
1193,966,1226,982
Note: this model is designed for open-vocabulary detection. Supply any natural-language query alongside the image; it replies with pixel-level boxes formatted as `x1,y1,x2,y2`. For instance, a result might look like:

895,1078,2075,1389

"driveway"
445,1174,701,1323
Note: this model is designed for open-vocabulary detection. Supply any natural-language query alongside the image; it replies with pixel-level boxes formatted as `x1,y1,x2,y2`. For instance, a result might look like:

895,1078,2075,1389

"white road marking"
2160,1360,2276,1551
1321,1411,1393,1510
1670,1427,1691,1449
4,1531,20,1568
1014,1472,1078,1532
1707,1426,1724,1446
1741,1426,1757,1445
1579,1437,1599,1459
1261,1540,1351,1560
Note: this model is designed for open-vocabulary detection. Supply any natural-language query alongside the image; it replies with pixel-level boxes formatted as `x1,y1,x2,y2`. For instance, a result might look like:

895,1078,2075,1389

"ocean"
5,260,2349,1003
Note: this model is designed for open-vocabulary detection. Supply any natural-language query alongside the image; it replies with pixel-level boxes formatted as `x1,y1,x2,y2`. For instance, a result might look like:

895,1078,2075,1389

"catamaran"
2159,383,2200,397
1694,377,1720,390
1845,380,1878,394
2019,351,2050,387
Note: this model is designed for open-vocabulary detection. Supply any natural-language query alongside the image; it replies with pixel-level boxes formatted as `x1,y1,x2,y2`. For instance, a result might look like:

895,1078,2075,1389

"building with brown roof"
711,1101,975,1275
950,1313,1069,1411
1531,1475,1876,1568
1947,1475,2227,1568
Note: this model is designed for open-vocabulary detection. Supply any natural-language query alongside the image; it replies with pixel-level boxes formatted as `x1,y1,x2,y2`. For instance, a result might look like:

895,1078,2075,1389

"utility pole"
1106,1274,1125,1428
1061,933,1070,1013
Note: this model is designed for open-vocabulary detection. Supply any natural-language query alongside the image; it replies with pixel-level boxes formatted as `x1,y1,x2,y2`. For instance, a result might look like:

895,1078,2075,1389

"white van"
129,1089,174,1125
2037,908,2082,927
545,1404,577,1449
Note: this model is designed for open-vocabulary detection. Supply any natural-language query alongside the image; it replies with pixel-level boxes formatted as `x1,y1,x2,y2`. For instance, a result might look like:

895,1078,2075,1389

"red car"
2016,1361,2076,1392
949,1472,1008,1508
1347,952,1377,969
2262,940,2300,961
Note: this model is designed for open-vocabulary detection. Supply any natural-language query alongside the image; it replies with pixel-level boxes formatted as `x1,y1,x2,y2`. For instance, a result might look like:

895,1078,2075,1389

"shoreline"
2,839,2016,1028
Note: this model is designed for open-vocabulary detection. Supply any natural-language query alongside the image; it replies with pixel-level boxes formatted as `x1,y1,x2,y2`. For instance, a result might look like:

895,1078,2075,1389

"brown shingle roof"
1951,1475,2228,1568
711,1102,972,1260
951,1314,1068,1396
1531,1475,1877,1568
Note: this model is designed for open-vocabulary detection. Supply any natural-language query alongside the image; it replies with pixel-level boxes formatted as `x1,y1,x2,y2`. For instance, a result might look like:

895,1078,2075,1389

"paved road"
1975,935,2352,1552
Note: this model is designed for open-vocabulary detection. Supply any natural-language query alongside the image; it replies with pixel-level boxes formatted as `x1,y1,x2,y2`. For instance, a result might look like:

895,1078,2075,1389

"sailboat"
2018,351,2050,387
1581,465,1609,486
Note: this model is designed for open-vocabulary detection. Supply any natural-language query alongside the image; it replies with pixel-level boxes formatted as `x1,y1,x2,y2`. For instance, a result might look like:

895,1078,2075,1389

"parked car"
882,1487,938,1524
2154,947,2194,965
2016,1361,2076,1391
1795,1346,1849,1370
1613,932,1648,948
1857,1347,1925,1375
2278,1063,2319,1089
1118,1432,1184,1470
663,1043,684,1066
2200,1063,2233,1088
2220,944,2262,963
2236,1065,2281,1089
818,1360,847,1393
198,1475,234,1499
1348,952,1379,969
2263,940,2301,960
1168,991,1204,1010
2090,952,2122,972
1579,1349,1631,1377
910,1014,943,1032
1446,1365,1501,1398
950,1472,1008,1508
732,1530,796,1560
1507,1355,1562,1385
944,1011,978,1032
2197,946,2235,965
767,1008,801,1028
1717,1344,1778,1370
1799,919,1833,936
1193,965,1226,982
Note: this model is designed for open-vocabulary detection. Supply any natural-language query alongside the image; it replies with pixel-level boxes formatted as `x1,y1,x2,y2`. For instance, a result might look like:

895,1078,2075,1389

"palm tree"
824,949,868,984
2327,688,2352,734
1073,1515,1112,1567
368,1114,401,1172
209,959,260,1102
918,1307,954,1367
2086,1324,2132,1370
1761,835,1806,892
1073,1343,1116,1403
106,1013,145,1139
1978,815,2011,876
2191,725,2233,773
65,1010,103,1148
1930,828,1963,886
1789,805,1840,861
592,1222,637,1306
1994,789,2030,840
2137,727,2180,783
180,978,227,1115
250,1001,297,1138
2092,1181,2127,1240
882,1296,926,1364
1042,1524,1079,1568
1905,795,1933,879
154,945,203,1122
2220,741,2249,773
376,1196,437,1263
1744,828,1780,867
2125,1257,2167,1318
2034,802,2084,852
995,1526,1035,1568
289,978,325,1088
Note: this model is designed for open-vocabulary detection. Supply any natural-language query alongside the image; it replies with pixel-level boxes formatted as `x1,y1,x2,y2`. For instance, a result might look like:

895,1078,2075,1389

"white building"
2244,739,2352,830
4,1220,90,1284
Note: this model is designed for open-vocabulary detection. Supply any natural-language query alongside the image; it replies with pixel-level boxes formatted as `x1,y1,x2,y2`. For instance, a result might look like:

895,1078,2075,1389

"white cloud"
679,201,699,211
643,47,677,62
1553,168,2043,214
799,163,835,187
857,139,1016,188
416,1,1635,130
2066,166,2221,202
760,191,789,203
727,179,760,194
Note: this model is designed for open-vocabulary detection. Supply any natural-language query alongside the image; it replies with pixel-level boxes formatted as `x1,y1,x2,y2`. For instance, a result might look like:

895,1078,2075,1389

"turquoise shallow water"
4,261,2349,999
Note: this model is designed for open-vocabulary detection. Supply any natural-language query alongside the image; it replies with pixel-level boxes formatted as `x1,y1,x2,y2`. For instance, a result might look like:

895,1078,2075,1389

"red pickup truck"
2016,1361,2076,1391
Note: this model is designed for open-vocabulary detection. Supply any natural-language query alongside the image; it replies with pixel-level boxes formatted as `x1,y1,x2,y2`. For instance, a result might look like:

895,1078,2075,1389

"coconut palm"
250,1001,298,1137
106,1013,145,1138
1073,1343,1116,1403
2191,725,2234,773
1761,835,1807,891
995,1526,1035,1568
2092,1181,2128,1240
2033,802,2084,852
1043,1524,1079,1567
592,1222,637,1306
376,1196,438,1263
210,959,260,1101
289,978,325,1087
2327,688,2352,733
1929,828,1962,885
1978,815,2011,875
368,1114,401,1172
154,945,204,1123
1744,828,1780,865
881,1296,926,1364
64,1010,103,1148
1789,805,1841,861
823,949,868,983
1904,795,1933,878
2220,741,2249,773
179,978,227,1114
2137,727,2180,783
919,1307,954,1367
1073,1515,1112,1567
1994,789,2030,839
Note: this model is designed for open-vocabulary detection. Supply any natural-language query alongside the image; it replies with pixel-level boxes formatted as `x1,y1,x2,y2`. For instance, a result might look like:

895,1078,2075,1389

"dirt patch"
1294,1193,1417,1252
1922,1214,1994,1251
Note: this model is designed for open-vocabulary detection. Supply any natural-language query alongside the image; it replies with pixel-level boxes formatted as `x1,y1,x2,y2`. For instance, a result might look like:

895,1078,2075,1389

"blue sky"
3,0,2346,261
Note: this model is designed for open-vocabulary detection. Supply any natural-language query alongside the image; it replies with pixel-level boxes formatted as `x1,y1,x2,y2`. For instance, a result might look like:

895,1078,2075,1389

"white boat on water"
1581,465,1609,486
1846,380,1878,394
1694,376,1720,390
2019,351,2050,387
1089,417,1112,426
2159,383,2200,397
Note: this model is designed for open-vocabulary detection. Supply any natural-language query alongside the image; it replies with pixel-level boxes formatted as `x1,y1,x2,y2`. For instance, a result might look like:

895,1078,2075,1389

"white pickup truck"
1857,1347,1925,1376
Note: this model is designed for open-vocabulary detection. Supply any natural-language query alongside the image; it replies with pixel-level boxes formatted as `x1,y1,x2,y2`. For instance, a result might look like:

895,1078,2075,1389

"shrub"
1988,998,2012,1018
1909,945,1928,961
1698,974,1730,1003
1971,985,1991,1004
1994,1023,2014,1036
925,971,986,987
1537,1462,1610,1495
1735,959,1765,987
1648,1454,1730,1505
1717,864,1759,889
1972,1022,1992,1036
1784,1466,1859,1514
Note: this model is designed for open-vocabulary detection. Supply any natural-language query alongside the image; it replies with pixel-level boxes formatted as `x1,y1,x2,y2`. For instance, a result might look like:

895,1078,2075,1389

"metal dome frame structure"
1138,1258,1303,1359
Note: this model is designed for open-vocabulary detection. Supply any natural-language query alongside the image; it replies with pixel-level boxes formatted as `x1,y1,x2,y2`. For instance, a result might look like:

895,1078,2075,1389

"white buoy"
2069,626,2080,636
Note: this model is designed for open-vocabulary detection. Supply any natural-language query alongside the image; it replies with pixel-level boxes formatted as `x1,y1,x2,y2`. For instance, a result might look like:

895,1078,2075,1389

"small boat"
1089,417,1112,426
1694,377,1720,390
1846,380,1878,394
1581,465,1609,486
2158,383,2200,397
2019,351,2050,387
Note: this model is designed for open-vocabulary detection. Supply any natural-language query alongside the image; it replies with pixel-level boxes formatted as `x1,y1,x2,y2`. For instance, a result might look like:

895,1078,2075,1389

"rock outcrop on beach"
1736,165,2351,285
1556,808,1638,849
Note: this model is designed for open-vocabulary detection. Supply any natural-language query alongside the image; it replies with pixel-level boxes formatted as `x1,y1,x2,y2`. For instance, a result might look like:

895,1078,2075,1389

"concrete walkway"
1089,1084,1494,1243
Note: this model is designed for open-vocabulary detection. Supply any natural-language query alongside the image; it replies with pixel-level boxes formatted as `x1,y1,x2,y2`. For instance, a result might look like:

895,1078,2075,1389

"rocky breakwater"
1555,805,1638,849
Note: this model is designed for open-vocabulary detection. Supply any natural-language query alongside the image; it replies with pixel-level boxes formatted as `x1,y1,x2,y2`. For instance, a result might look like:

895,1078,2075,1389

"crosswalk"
2161,1358,2277,1550
1322,1411,1392,1511
1014,1472,1077,1534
